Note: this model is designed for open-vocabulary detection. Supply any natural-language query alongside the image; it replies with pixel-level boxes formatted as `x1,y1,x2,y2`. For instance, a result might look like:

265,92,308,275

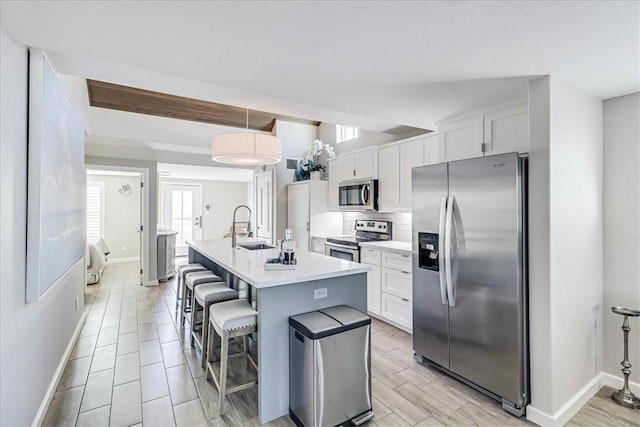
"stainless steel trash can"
289,305,373,427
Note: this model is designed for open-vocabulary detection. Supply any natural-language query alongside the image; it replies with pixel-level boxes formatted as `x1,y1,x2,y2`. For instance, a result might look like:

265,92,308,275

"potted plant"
297,139,336,181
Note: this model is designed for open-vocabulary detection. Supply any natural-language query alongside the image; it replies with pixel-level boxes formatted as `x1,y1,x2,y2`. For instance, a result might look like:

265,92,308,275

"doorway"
162,183,203,256
86,168,145,285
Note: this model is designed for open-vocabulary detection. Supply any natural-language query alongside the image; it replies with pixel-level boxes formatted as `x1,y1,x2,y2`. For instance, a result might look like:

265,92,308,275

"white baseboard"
108,256,139,264
32,310,87,427
601,372,640,395
526,373,603,427
144,279,159,287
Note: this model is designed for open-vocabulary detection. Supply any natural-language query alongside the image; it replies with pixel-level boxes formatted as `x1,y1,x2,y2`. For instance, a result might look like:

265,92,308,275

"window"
336,124,358,144
86,181,105,240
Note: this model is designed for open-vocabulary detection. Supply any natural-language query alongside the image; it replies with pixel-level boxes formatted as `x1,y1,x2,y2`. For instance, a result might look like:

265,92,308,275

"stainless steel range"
325,220,392,263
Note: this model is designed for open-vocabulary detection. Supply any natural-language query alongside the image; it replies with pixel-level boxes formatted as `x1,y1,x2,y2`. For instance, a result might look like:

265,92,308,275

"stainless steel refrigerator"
412,152,528,416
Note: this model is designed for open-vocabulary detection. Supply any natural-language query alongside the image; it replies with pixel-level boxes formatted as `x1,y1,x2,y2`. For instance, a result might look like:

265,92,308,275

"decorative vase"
310,171,322,181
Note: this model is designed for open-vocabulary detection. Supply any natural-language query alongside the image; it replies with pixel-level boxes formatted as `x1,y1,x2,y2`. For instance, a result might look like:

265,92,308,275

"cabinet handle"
401,271,411,275
401,254,410,258
401,298,410,302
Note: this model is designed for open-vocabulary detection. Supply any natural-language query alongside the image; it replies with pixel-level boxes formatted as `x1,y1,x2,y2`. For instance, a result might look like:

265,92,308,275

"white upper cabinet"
376,133,440,213
438,115,484,162
377,144,400,211
354,149,375,179
423,133,440,165
437,101,529,161
340,148,377,180
399,138,424,209
483,102,529,155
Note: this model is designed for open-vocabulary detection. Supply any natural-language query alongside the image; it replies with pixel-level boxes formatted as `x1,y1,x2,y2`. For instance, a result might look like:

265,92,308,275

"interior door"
412,163,450,368
447,153,524,405
163,184,202,256
255,170,274,244
138,176,144,285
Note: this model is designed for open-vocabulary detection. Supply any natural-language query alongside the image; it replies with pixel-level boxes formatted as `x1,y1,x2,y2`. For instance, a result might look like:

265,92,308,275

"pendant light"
211,109,281,165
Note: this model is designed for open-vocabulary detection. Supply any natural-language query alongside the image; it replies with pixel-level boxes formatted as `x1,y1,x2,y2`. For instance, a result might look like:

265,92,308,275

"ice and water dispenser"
418,232,439,271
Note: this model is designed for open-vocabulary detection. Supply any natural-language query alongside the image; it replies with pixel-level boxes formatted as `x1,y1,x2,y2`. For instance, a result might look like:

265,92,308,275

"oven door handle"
325,242,359,252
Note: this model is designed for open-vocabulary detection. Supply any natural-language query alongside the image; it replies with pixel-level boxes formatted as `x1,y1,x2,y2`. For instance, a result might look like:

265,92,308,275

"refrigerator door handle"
445,195,456,307
438,195,448,305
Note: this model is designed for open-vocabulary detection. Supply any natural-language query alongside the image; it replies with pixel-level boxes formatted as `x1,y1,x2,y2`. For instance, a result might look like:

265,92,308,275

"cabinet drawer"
381,292,412,331
381,251,412,272
361,248,382,265
382,267,412,301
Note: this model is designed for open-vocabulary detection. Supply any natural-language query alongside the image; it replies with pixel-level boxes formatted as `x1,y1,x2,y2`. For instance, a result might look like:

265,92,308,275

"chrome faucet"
232,205,252,248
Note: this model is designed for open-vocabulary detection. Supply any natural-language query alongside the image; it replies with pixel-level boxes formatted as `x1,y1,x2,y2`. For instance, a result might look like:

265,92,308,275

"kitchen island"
187,239,370,424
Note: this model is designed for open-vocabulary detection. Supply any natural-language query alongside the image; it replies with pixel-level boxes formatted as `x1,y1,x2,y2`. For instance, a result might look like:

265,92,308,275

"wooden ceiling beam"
86,79,320,132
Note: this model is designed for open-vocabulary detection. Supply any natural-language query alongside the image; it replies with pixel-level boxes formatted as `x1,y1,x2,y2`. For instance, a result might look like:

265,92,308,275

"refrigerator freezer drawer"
381,292,412,331
381,267,412,301
382,251,412,272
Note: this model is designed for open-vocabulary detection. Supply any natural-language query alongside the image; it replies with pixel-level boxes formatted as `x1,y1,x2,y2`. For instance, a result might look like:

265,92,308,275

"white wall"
528,76,554,414
549,78,603,410
0,28,86,426
602,92,640,385
88,174,141,260
527,76,604,422
318,122,396,157
159,177,250,240
272,120,319,239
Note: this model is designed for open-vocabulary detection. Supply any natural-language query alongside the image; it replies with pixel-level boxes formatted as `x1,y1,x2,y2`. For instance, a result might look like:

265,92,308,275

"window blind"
86,182,104,239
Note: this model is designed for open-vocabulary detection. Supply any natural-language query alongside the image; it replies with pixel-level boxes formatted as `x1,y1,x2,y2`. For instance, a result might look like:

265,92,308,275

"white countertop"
187,239,370,289
358,240,412,254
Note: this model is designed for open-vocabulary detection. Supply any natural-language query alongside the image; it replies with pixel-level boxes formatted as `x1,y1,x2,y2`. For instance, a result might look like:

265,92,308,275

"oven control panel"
355,220,389,233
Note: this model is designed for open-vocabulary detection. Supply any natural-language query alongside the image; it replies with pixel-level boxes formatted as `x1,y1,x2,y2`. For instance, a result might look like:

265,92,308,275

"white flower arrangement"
302,139,336,173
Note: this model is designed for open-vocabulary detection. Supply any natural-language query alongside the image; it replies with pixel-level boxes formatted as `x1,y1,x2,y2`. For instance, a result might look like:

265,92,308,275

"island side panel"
256,272,367,424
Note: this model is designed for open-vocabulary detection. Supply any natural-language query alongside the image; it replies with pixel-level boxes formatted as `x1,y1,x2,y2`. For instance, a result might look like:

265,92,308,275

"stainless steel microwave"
338,179,378,211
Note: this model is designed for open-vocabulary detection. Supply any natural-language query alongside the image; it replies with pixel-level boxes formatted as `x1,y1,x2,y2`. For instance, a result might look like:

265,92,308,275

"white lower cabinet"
367,265,382,315
310,237,326,254
381,268,412,301
361,248,382,316
381,292,412,331
361,247,412,332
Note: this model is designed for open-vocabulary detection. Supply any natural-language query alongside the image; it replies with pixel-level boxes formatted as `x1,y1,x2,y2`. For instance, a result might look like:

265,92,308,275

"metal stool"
206,299,258,416
181,271,222,326
191,283,239,364
176,264,207,309
611,306,640,409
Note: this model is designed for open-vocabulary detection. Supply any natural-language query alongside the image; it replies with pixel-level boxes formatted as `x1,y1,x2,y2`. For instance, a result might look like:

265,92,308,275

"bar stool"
191,282,239,362
181,271,222,326
207,299,258,415
175,264,207,309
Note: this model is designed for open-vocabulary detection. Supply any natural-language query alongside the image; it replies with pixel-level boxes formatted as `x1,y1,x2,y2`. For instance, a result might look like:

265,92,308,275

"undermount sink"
238,242,276,251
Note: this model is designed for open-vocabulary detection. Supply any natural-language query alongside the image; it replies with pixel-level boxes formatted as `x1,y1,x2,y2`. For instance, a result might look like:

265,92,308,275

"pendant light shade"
211,132,281,165
211,108,281,165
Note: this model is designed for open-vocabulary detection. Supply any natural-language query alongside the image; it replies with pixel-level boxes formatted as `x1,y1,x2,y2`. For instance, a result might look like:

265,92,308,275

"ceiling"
1,1,638,151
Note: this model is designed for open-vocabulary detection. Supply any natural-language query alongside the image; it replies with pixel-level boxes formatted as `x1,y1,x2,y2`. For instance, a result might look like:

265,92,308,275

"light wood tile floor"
42,261,639,426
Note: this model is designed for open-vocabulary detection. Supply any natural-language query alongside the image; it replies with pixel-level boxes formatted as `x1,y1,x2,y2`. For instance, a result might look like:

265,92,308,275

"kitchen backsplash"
343,212,412,242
